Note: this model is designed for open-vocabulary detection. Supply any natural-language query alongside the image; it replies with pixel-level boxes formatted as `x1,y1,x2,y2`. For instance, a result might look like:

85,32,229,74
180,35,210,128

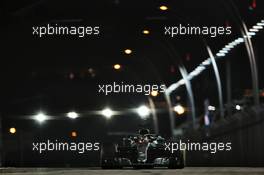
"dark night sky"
1,0,264,166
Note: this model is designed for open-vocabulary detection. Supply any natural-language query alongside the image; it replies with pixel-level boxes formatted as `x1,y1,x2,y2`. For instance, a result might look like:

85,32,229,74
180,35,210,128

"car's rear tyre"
168,151,185,169
100,143,122,169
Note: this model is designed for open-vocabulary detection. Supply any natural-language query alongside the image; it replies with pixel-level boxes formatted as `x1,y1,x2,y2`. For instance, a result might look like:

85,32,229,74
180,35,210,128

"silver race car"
100,129,185,169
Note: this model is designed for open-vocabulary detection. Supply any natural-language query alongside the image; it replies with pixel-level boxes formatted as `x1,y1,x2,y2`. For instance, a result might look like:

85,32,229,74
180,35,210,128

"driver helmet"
138,128,150,135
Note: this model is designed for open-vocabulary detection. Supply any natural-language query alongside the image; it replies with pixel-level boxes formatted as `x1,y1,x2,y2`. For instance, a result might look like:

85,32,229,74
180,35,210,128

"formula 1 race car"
100,129,185,169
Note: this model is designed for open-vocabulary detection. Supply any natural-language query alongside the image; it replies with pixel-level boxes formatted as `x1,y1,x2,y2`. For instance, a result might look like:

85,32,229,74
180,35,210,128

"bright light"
223,47,231,51
173,105,185,115
113,64,121,70
67,111,79,119
235,105,242,110
249,28,258,32
257,22,264,26
225,44,234,49
124,49,132,55
216,53,225,57
142,30,150,35
159,5,168,11
102,108,114,119
253,25,263,29
208,105,216,111
220,50,228,54
34,112,47,123
229,41,236,46
179,79,185,85
137,105,150,118
202,59,211,66
71,131,77,137
244,35,252,39
247,32,256,36
151,90,158,97
190,71,199,77
195,65,206,72
9,127,16,134
188,73,194,79
235,38,244,43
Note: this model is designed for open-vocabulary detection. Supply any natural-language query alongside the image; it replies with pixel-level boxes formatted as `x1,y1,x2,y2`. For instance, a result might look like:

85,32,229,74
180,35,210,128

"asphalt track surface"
1,168,264,175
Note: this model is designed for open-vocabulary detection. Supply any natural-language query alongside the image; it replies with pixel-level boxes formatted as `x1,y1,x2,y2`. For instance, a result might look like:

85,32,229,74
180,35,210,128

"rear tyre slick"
100,143,122,169
168,152,185,169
